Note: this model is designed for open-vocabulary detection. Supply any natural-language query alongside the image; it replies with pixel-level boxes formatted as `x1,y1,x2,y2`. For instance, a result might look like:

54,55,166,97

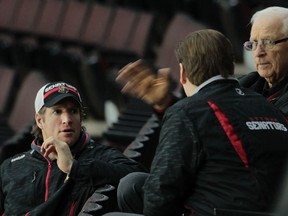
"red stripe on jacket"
208,101,249,168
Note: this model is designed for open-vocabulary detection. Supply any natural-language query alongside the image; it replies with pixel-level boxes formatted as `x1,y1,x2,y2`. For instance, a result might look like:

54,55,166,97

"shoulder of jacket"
238,71,260,86
0,151,31,169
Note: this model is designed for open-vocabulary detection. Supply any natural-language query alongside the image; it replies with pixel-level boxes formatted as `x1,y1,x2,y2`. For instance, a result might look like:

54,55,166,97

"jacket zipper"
69,201,76,216
45,160,52,201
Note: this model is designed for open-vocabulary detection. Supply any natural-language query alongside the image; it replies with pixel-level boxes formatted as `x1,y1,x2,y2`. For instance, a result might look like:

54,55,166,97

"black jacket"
0,132,146,215
143,78,288,216
239,71,288,116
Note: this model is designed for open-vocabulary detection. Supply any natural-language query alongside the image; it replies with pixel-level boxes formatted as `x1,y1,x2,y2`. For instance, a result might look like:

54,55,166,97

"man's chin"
59,137,76,147
258,70,273,79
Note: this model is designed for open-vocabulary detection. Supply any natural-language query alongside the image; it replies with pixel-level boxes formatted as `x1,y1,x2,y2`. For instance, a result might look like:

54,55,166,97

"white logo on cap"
58,85,69,93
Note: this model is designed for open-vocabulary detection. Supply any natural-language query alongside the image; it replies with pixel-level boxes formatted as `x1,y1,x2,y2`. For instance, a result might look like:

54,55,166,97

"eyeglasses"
243,37,288,51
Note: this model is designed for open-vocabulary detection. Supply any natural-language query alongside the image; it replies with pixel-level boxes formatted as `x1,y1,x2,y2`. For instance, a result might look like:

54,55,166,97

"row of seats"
0,0,154,57
0,0,156,120
0,0,212,122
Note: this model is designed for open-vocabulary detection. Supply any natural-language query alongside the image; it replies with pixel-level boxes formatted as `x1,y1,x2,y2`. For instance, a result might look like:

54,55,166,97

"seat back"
0,67,16,114
11,0,44,34
34,0,66,37
8,71,47,133
80,3,114,46
127,11,154,57
103,7,137,51
0,0,19,31
58,1,89,41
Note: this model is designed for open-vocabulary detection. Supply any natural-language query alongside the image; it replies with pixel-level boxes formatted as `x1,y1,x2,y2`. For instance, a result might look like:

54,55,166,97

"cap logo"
58,85,69,94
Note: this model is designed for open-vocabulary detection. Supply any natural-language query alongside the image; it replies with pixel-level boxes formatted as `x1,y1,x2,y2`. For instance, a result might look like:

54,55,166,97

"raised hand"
41,137,73,174
116,59,173,110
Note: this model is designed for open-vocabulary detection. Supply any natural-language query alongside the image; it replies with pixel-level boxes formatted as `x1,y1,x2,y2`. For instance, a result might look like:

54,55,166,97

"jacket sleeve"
143,106,203,216
68,143,147,186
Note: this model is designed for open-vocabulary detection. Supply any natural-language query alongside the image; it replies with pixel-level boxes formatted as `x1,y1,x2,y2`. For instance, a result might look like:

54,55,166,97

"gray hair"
251,6,288,35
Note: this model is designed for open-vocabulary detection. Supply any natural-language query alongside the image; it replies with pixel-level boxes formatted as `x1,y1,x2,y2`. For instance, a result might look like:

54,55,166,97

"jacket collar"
31,132,90,159
191,75,238,96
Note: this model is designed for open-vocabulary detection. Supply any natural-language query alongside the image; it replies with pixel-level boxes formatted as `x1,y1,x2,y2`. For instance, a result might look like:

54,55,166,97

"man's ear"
179,63,187,84
35,113,43,129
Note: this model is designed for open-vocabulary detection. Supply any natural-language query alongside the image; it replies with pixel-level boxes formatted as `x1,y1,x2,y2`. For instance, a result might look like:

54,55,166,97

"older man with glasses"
240,6,288,115
241,7,288,216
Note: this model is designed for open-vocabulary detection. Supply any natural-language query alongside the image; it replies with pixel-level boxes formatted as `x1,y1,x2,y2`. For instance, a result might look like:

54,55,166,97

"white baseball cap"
34,82,82,113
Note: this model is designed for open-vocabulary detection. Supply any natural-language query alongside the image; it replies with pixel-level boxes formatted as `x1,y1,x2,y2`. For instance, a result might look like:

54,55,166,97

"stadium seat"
0,70,48,162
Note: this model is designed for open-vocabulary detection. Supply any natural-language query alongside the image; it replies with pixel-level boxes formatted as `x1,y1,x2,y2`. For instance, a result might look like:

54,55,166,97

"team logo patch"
58,85,69,93
235,88,245,95
246,120,287,131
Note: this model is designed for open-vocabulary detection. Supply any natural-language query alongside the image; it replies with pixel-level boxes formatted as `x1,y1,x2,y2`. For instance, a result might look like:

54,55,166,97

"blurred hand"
41,137,73,174
116,59,172,110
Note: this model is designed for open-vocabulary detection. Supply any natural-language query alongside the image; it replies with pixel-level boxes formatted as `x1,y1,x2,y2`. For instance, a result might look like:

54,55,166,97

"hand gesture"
116,59,172,110
41,137,74,174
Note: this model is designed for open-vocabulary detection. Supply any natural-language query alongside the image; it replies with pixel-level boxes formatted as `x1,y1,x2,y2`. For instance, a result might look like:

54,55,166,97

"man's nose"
62,113,73,124
254,43,266,57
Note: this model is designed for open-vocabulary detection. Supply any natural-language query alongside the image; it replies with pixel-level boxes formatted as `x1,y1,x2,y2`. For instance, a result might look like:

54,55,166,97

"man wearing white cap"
0,82,146,215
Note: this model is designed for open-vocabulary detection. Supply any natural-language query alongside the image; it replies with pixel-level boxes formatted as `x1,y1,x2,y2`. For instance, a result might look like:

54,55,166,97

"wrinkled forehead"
250,17,284,40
